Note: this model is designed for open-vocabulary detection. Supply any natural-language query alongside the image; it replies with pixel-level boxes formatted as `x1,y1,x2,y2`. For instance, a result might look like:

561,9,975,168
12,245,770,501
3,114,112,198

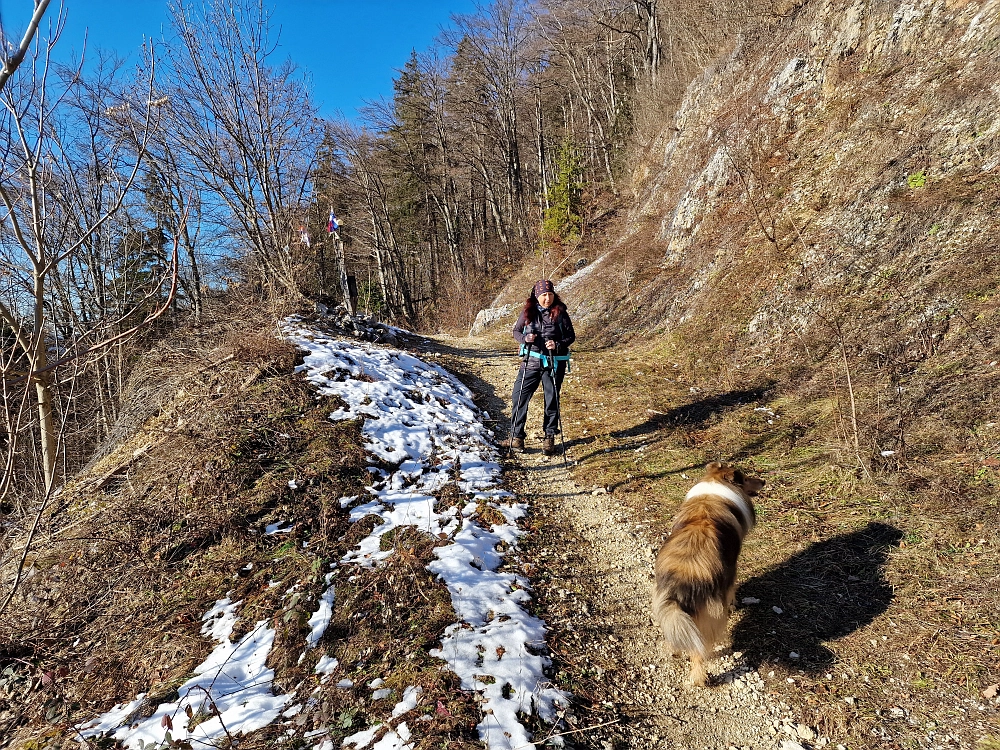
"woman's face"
538,291,554,308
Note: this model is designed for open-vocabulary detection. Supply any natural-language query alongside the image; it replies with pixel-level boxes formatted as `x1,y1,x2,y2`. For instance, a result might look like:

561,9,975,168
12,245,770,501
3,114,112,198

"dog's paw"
688,666,709,687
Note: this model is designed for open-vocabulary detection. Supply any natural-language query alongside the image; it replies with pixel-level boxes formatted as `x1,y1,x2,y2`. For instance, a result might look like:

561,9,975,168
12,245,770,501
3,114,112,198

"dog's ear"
705,460,724,473
712,463,740,484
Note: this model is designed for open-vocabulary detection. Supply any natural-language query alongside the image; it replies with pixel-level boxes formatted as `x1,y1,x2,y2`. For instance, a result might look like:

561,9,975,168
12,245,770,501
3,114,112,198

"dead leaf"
983,684,998,700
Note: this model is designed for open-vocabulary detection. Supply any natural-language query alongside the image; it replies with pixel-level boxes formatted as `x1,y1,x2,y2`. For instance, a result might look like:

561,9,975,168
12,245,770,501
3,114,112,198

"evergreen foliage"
541,139,583,247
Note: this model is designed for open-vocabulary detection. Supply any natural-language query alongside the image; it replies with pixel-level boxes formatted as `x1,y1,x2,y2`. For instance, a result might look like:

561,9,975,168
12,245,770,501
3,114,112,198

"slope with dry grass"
547,338,999,748
0,314,490,749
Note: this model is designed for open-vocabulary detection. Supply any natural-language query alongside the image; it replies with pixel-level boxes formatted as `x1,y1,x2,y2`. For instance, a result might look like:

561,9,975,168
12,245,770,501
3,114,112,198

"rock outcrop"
578,0,999,368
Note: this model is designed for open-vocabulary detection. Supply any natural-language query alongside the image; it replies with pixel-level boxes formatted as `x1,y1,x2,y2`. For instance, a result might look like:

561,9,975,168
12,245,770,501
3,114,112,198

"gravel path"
426,334,824,750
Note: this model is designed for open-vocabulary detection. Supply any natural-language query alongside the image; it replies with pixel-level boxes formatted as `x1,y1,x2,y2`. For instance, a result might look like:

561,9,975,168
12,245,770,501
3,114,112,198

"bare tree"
0,0,53,93
445,0,537,247
330,121,416,323
0,19,156,493
160,0,321,297
141,126,206,321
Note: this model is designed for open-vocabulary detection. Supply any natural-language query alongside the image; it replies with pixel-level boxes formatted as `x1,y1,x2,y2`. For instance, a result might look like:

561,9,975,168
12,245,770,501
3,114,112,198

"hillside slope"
1,316,551,750
492,0,1000,498
568,0,1000,343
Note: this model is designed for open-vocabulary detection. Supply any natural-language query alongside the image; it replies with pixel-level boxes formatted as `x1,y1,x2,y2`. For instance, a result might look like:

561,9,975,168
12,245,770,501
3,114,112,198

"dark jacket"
512,305,575,368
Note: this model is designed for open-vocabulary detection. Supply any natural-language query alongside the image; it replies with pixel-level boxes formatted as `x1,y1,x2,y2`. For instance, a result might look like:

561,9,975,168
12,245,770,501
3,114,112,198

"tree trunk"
334,235,354,315
32,346,58,492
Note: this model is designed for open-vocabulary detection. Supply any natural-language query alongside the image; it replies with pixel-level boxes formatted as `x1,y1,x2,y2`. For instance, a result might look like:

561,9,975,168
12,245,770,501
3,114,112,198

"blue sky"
1,0,477,119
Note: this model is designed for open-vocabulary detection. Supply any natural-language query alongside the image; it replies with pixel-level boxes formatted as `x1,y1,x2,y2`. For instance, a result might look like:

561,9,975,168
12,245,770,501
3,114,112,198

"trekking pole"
508,336,532,455
549,343,568,467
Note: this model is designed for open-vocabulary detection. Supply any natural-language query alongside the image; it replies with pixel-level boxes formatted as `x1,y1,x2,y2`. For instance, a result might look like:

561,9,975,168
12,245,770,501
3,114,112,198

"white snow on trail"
77,598,293,748
284,322,567,749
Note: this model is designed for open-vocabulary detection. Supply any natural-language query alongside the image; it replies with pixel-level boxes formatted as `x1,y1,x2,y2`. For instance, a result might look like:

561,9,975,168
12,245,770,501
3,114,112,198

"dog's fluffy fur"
652,461,764,686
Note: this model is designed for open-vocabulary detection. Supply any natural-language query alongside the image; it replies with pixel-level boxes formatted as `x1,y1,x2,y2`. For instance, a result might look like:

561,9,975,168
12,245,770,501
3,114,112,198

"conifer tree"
541,139,583,247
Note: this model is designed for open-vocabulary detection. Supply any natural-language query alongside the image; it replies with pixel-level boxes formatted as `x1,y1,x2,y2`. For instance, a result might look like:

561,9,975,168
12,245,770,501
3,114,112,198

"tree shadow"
611,383,775,440
731,522,903,670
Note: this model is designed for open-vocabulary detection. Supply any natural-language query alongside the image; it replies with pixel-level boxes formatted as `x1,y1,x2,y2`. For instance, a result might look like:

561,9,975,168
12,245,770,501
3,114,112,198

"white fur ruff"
684,481,754,529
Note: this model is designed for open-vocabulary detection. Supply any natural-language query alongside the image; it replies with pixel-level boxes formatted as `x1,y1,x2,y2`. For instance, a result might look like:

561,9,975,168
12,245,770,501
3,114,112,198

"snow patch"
78,600,292,748
285,324,568,749
315,655,340,676
306,584,336,648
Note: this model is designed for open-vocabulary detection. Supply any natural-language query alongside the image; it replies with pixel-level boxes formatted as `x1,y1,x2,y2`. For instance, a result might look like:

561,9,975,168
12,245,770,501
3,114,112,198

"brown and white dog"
652,461,764,686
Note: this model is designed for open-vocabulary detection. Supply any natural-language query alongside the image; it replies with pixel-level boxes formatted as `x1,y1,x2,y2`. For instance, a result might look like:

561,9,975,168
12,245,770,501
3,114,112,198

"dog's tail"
652,593,707,659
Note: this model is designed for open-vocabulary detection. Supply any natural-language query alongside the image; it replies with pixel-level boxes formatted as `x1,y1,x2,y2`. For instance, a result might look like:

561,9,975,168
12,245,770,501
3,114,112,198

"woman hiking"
509,279,575,456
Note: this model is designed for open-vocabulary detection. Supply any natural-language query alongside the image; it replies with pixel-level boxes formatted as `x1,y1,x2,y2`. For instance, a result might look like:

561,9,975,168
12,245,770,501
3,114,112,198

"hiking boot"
509,437,525,452
542,435,556,456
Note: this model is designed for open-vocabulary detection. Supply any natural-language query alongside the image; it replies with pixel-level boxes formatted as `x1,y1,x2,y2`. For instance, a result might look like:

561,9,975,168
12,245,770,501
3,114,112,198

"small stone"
741,597,760,605
780,741,806,750
789,652,799,659
796,724,816,741
773,606,784,614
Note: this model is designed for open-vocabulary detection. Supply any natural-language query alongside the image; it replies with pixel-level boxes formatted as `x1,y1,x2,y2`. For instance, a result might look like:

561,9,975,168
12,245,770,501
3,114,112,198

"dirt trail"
426,334,821,750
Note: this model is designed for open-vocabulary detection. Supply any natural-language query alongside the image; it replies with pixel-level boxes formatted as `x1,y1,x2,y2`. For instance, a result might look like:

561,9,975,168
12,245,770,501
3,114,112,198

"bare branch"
0,0,53,93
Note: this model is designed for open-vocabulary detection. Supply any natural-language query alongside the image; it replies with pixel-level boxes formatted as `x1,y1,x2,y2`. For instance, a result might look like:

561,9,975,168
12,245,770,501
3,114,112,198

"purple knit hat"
533,279,554,297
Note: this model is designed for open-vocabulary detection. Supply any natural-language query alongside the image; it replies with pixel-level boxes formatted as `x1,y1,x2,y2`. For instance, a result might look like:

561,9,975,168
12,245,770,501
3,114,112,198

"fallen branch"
519,718,622,749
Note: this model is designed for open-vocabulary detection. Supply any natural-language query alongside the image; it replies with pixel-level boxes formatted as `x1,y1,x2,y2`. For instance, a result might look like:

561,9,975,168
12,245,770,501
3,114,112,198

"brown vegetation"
535,334,999,748
0,311,496,749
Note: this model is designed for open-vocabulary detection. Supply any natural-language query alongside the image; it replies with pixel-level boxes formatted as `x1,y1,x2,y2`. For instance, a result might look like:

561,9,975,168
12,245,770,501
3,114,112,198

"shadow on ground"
731,522,903,670
612,384,775,440
417,338,509,431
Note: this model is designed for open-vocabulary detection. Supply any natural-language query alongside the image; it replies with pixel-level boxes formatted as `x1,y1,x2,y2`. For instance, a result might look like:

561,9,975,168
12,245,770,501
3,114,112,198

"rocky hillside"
576,0,1000,335
493,0,1000,499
